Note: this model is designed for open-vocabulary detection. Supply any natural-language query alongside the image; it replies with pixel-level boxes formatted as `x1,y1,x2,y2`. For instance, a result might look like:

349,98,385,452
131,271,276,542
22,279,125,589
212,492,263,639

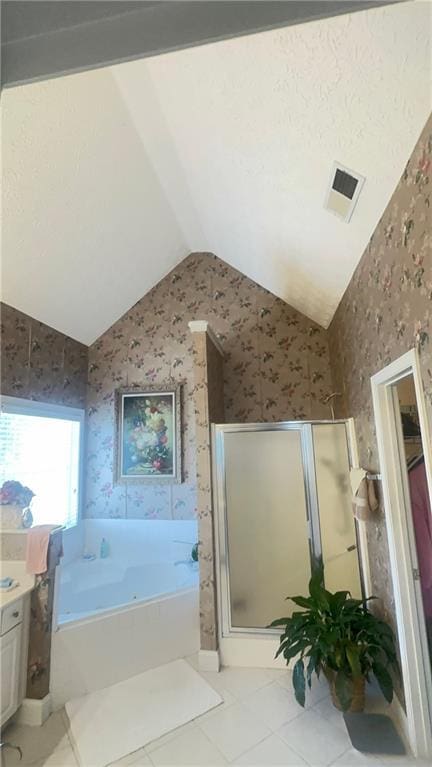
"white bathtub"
59,558,198,623
50,519,200,708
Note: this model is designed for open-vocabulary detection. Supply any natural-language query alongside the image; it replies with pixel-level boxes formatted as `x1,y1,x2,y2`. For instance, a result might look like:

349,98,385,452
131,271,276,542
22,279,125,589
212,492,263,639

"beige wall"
4,110,431,658
85,252,333,521
0,302,87,408
191,328,225,650
0,305,86,699
329,114,432,642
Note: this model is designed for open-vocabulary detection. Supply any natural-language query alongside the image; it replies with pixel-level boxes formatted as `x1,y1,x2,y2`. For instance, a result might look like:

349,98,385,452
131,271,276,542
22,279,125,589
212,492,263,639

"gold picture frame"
114,384,182,484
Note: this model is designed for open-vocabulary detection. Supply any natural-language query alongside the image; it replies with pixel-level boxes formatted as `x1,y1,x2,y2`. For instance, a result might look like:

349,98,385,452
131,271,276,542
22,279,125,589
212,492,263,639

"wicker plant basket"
326,670,366,712
0,504,24,530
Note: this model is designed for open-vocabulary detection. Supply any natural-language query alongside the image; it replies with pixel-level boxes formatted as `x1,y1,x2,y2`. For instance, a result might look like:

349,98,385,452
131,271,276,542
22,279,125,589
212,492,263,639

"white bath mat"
65,658,222,767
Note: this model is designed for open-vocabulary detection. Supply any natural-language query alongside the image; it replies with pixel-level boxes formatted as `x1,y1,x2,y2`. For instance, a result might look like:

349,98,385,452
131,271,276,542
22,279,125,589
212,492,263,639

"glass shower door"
312,423,362,598
222,427,311,630
214,420,362,637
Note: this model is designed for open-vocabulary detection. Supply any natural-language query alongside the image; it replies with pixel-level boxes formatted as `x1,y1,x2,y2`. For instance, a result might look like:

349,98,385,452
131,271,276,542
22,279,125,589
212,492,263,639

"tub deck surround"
67,518,198,569
0,560,34,609
50,518,199,707
50,586,199,710
190,322,225,656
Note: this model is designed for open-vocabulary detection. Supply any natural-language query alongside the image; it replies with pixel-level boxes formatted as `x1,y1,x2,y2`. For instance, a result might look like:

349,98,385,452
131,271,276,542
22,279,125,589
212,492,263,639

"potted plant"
0,480,35,529
270,569,399,712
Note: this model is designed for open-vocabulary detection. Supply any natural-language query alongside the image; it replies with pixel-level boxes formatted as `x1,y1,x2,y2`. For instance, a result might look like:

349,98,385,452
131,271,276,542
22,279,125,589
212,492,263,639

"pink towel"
26,525,58,575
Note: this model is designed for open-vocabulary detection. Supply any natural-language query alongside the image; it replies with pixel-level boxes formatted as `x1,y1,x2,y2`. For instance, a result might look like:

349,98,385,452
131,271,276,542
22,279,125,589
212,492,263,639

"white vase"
0,504,24,530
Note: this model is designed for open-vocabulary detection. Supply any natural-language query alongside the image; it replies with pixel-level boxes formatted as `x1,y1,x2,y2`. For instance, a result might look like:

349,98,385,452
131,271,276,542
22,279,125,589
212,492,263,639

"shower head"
322,392,342,421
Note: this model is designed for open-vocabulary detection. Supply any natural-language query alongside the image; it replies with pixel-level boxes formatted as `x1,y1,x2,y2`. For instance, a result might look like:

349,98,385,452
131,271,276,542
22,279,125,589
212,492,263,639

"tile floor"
1,658,428,767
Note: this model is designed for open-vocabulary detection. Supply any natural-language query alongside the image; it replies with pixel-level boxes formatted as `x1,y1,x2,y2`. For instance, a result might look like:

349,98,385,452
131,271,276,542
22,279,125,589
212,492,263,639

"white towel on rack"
350,468,379,521
350,468,366,496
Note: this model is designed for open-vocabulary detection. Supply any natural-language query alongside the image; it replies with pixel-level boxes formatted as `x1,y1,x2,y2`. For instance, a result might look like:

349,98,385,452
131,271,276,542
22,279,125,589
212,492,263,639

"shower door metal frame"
212,420,351,639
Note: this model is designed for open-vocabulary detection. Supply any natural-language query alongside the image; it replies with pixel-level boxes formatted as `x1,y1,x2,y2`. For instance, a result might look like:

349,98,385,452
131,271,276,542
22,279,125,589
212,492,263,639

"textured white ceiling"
2,2,431,344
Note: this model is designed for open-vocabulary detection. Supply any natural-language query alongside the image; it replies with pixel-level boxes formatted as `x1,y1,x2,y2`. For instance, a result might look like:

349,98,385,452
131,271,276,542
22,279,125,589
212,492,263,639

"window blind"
0,399,83,529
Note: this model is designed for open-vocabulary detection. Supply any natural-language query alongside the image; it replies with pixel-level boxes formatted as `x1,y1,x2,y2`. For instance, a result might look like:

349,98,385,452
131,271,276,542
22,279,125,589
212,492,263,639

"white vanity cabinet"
1,598,23,726
0,559,34,728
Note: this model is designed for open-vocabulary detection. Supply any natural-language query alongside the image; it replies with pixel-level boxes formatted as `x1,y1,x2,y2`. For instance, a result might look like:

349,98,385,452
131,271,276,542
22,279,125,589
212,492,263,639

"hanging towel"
350,468,366,497
26,525,61,575
350,469,379,521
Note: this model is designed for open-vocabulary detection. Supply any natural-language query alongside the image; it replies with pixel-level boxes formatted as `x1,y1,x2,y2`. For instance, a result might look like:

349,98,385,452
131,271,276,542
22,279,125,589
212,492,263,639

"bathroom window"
0,397,84,529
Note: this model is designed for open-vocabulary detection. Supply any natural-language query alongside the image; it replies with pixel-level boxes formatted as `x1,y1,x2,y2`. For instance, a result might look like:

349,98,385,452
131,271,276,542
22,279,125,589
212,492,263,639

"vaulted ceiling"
2,1,431,344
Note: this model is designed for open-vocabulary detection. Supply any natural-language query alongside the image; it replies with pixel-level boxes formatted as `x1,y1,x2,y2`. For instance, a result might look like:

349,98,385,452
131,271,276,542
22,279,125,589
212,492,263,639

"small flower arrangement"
0,480,35,508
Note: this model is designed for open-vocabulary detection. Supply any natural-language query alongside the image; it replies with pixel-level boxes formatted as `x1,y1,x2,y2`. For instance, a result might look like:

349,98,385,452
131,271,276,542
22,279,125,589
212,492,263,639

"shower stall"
213,420,362,663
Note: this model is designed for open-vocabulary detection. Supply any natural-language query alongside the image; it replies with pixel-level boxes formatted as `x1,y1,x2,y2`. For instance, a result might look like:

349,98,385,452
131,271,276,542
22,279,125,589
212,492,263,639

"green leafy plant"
270,569,399,712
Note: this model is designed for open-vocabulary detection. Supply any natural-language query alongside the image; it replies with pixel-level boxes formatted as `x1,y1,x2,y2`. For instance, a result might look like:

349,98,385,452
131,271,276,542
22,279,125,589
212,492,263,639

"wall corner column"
189,320,225,657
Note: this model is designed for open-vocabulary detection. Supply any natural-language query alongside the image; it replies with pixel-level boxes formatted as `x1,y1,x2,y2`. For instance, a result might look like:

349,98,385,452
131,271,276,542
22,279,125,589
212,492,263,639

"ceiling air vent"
325,162,365,222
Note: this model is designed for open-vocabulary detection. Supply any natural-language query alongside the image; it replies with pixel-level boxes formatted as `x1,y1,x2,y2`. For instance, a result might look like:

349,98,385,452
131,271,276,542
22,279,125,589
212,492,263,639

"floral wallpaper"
2,114,430,666
26,572,55,699
27,529,63,700
86,252,333,521
329,114,432,643
0,306,86,701
206,334,225,426
0,302,88,408
191,329,225,651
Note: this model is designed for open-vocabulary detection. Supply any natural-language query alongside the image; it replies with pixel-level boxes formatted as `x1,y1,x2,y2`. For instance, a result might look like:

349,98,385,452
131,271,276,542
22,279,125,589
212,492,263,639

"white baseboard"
198,649,220,672
219,636,287,668
390,693,410,751
15,694,52,726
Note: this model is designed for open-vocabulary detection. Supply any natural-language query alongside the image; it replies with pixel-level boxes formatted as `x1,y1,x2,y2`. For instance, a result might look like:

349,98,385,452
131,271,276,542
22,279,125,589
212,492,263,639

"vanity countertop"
0,561,35,609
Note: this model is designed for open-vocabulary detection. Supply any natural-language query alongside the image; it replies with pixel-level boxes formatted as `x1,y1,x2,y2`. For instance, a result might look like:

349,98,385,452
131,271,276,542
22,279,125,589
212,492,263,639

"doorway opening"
371,348,432,758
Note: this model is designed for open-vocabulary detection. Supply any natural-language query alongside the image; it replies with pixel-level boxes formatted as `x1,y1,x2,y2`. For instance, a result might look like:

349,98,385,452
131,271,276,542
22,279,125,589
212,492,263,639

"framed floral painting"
115,385,182,484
